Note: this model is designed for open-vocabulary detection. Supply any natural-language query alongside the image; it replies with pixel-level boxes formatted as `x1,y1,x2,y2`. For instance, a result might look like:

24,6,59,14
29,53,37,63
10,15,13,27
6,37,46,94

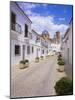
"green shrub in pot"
57,60,65,72
35,57,39,62
19,59,29,69
58,54,62,58
40,56,44,60
24,59,29,67
57,57,62,61
58,54,62,60
20,60,25,64
24,59,29,63
54,77,73,95
58,60,65,65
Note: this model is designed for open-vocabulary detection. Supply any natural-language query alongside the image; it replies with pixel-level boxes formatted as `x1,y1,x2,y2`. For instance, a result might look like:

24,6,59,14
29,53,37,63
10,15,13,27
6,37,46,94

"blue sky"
17,2,73,38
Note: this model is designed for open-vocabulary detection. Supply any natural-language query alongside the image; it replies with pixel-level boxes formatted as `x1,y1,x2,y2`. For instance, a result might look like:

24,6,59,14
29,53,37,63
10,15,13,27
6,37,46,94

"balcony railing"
11,22,21,34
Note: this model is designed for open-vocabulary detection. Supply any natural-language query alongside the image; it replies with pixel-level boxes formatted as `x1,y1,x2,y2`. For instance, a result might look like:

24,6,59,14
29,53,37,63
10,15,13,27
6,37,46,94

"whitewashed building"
10,2,51,66
30,30,51,59
29,29,42,60
10,2,32,66
10,2,62,67
61,19,73,79
51,43,61,52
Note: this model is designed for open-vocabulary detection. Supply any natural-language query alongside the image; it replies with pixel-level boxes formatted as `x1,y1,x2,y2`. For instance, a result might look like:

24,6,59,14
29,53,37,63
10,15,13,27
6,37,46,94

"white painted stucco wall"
10,2,32,66
10,2,52,66
51,43,61,52
62,20,73,79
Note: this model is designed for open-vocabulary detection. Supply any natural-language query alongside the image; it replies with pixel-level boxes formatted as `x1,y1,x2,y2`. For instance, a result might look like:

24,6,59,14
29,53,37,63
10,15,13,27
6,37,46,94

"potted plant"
58,54,62,60
19,59,29,69
24,59,29,67
57,60,65,72
58,53,62,58
57,57,62,61
35,57,39,62
54,77,73,95
20,60,25,69
40,56,44,60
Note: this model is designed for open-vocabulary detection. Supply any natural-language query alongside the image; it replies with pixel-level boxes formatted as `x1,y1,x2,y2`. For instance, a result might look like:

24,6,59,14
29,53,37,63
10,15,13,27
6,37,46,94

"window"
27,46,30,54
11,12,21,33
11,12,16,24
11,12,16,30
25,24,28,37
15,45,20,55
32,46,34,53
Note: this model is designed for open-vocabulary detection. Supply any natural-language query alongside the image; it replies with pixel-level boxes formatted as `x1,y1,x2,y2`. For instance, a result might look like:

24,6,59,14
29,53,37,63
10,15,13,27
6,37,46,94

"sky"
17,2,73,38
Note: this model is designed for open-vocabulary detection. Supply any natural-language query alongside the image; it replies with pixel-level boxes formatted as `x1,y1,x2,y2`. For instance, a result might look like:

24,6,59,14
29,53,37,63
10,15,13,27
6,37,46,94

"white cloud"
18,2,44,11
18,3,41,16
18,2,69,38
26,10,40,16
18,3,36,10
30,15,68,38
59,17,65,21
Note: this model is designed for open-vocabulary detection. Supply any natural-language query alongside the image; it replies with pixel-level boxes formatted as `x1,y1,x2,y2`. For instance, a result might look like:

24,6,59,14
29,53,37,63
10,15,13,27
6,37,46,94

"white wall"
63,22,72,65
62,21,73,79
11,40,23,66
10,2,52,66
68,22,72,66
10,2,32,66
51,43,61,52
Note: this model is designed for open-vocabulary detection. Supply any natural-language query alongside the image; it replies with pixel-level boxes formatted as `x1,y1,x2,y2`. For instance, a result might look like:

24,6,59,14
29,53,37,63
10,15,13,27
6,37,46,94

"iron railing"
11,22,21,34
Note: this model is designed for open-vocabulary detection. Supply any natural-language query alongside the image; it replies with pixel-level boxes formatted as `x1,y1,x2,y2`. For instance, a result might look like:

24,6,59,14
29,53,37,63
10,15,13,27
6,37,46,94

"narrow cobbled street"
11,55,66,98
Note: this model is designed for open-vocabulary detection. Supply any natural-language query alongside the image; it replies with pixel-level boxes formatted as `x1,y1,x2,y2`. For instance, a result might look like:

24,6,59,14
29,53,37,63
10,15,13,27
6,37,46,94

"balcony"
11,23,22,40
11,22,21,34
